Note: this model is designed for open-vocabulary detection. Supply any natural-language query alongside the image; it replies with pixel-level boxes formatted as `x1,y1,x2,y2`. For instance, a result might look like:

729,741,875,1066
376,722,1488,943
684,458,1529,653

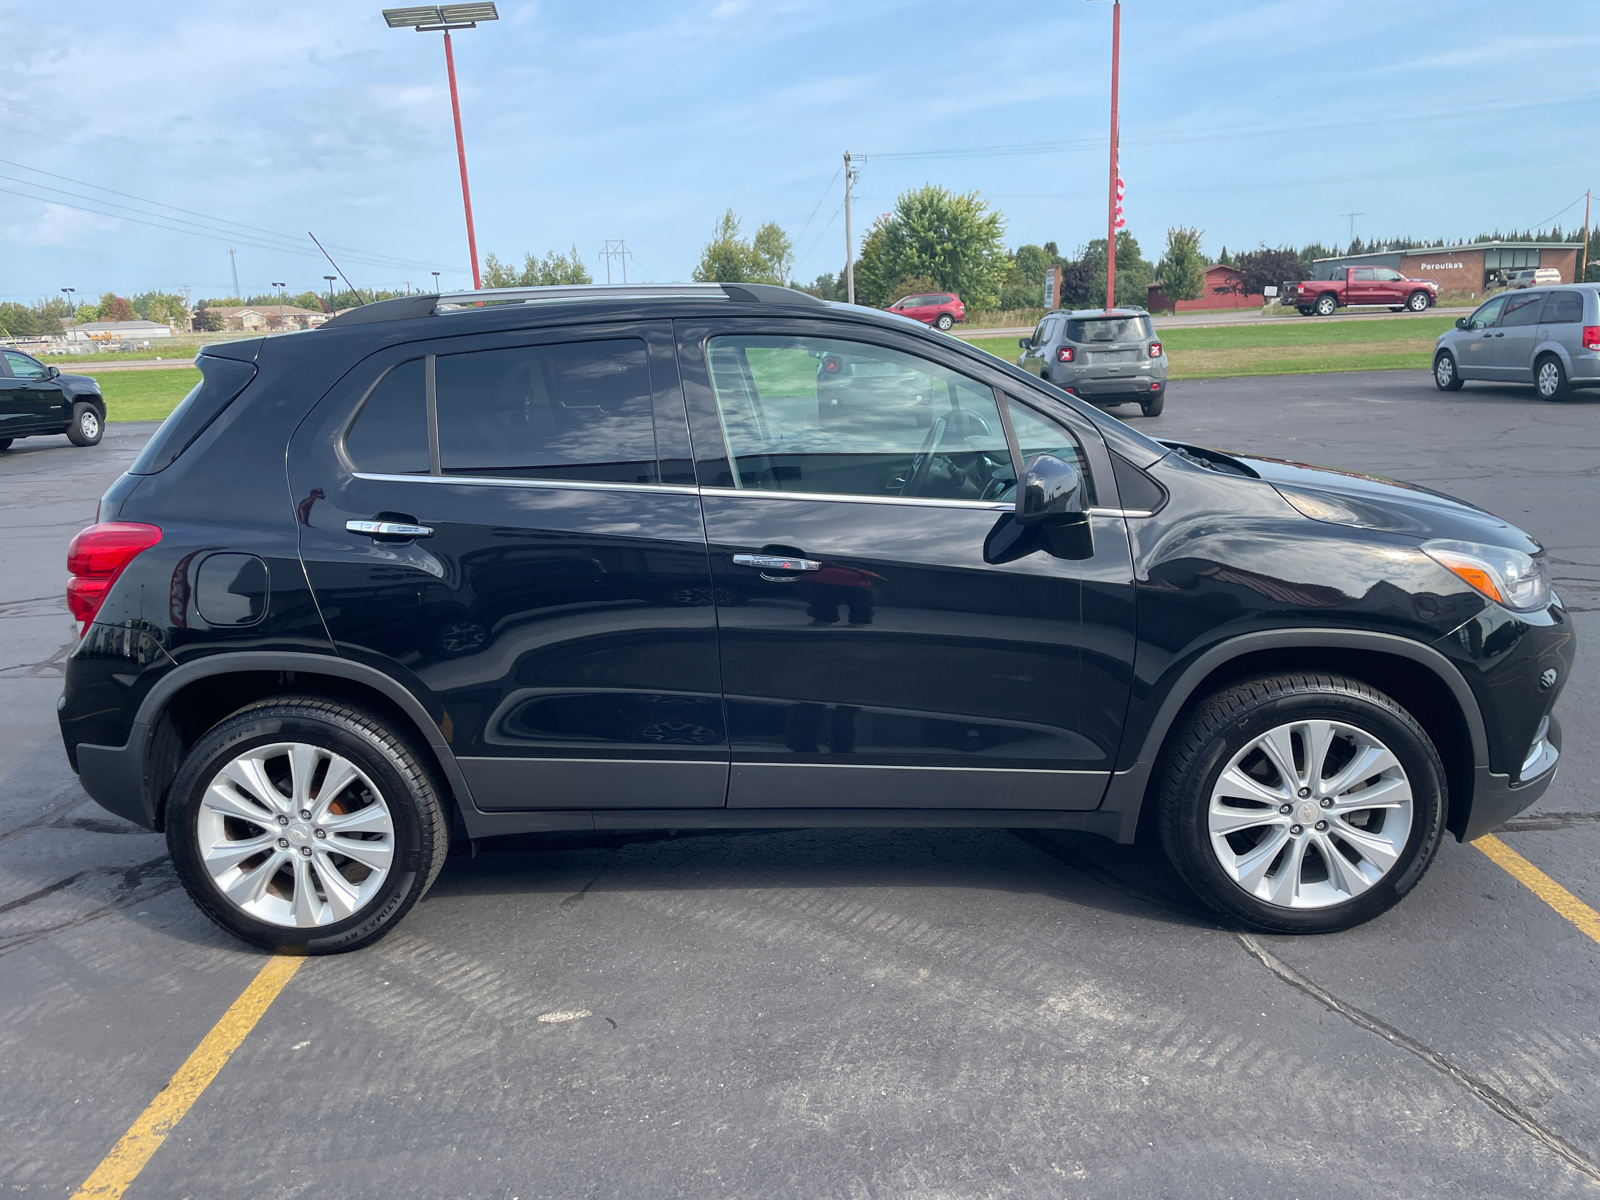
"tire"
1296,307,1314,316
1535,354,1569,402
935,313,954,331
1313,294,1338,317
165,697,449,954
1157,674,1445,934
1407,291,1431,312
65,402,103,447
1140,390,1165,417
1433,351,1464,391
0,438,11,451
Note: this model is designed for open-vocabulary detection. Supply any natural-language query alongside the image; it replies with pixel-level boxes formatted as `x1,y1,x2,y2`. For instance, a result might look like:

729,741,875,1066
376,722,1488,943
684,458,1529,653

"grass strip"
79,366,199,422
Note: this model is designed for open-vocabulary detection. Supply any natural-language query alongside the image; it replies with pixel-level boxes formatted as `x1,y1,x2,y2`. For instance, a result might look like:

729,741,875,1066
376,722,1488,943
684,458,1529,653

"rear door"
1494,290,1546,381
290,320,728,813
1455,295,1506,379
1018,315,1059,377
1537,290,1585,365
1,351,68,432
676,318,1136,812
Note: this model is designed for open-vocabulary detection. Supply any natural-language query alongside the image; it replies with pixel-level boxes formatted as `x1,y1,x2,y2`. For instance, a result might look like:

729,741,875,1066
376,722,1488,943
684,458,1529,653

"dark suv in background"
59,284,1571,953
0,347,106,449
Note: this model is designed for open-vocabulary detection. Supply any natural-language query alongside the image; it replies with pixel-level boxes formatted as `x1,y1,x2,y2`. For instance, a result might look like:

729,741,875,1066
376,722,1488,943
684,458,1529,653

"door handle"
347,519,434,538
733,553,821,572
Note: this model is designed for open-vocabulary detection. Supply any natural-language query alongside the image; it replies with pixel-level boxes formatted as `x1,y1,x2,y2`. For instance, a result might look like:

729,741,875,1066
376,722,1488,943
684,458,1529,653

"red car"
885,291,964,331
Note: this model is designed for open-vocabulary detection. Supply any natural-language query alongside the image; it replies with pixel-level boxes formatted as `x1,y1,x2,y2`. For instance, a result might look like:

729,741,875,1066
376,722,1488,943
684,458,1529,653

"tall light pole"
383,4,498,290
61,287,75,327
272,281,286,330
1102,0,1121,312
325,275,338,312
432,271,441,292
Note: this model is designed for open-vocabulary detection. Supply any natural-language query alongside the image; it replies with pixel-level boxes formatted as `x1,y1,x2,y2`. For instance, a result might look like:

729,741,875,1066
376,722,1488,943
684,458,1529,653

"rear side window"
128,354,257,475
1501,293,1546,327
1065,316,1152,343
346,359,428,474
1540,291,1584,324
436,340,658,484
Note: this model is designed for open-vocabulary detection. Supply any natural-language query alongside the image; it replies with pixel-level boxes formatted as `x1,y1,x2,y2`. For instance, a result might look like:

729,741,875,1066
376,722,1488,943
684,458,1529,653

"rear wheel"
934,313,954,331
1296,306,1314,316
0,438,11,451
66,402,102,447
1313,294,1338,317
1433,351,1463,391
1535,354,1569,402
1140,390,1165,417
1407,291,1431,312
1158,674,1445,933
166,697,449,953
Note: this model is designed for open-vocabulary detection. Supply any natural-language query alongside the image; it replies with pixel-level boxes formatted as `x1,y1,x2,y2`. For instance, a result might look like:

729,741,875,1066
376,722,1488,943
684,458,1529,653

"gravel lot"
2,371,1597,1199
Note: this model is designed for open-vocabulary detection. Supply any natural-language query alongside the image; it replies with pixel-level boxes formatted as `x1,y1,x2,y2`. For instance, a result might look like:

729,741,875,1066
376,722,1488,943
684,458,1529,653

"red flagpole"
443,30,482,290
1105,0,1120,312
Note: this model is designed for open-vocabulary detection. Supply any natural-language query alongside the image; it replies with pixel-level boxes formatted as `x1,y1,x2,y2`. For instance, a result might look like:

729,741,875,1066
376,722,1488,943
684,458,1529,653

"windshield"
1065,316,1153,343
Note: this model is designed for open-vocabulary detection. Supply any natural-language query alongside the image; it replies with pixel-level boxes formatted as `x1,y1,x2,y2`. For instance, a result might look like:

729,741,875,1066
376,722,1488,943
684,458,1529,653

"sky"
3,0,1597,305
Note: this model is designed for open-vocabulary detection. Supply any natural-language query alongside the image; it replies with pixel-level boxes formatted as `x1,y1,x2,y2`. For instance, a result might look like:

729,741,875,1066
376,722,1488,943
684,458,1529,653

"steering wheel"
900,416,947,497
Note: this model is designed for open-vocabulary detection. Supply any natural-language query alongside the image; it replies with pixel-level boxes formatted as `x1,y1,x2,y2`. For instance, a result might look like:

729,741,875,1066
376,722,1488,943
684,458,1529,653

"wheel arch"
1107,629,1487,845
126,652,474,832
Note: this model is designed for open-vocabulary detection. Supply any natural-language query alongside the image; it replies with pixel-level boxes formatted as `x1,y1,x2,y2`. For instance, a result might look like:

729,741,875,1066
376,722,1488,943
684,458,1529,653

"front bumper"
1460,716,1561,842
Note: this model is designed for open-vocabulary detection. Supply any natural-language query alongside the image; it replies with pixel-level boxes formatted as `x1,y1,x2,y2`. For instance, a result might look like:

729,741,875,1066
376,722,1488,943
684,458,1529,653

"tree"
1076,230,1154,309
1233,246,1304,297
854,185,1009,310
482,246,593,288
192,301,221,333
0,303,38,337
74,303,98,325
132,291,187,327
995,243,1056,310
1156,226,1206,306
692,211,792,285
880,274,940,308
97,294,135,322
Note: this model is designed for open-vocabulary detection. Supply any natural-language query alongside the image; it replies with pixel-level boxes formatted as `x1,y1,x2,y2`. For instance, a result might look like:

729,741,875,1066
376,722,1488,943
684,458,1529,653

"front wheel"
66,402,103,447
1158,674,1445,934
934,313,954,331
1407,291,1431,312
1433,351,1463,391
1140,390,1165,417
165,697,449,953
1535,354,1569,402
1314,295,1338,317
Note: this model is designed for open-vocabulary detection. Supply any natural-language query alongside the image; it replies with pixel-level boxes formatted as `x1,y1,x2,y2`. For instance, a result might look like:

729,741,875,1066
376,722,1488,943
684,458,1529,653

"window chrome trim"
1085,507,1155,518
351,471,699,495
696,485,1013,512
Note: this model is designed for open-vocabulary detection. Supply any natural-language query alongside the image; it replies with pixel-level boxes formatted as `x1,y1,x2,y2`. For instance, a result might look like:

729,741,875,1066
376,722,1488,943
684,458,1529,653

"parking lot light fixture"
382,2,498,291
272,282,287,330
324,275,338,311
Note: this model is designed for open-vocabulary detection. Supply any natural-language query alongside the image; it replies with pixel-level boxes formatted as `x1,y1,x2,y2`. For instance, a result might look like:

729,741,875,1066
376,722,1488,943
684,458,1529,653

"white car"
1507,267,1562,289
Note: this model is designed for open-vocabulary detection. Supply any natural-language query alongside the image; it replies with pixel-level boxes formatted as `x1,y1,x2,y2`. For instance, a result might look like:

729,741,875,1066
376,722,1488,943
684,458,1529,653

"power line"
791,163,843,253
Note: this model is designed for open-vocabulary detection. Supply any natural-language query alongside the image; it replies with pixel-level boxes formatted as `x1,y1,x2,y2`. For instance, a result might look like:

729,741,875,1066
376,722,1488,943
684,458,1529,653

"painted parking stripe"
1475,835,1600,948
69,955,304,1200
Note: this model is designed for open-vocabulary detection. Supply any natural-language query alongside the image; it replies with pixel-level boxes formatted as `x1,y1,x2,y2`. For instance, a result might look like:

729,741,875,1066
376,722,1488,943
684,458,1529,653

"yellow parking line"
1475,834,1600,948
70,955,304,1200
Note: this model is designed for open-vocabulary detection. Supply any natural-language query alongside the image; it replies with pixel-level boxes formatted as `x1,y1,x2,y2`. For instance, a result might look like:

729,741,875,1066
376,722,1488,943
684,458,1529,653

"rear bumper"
75,727,158,830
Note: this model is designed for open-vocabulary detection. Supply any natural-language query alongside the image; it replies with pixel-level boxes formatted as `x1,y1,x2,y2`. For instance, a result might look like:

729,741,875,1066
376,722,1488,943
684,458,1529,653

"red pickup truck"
1281,267,1439,316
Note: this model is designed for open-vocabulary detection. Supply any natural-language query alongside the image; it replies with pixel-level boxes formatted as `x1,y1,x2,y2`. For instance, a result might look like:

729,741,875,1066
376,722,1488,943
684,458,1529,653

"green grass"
80,367,199,422
965,314,1454,380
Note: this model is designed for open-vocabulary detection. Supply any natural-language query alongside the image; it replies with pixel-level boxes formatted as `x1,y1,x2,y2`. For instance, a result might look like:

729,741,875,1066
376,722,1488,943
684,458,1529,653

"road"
959,305,1476,341
1,372,1597,1198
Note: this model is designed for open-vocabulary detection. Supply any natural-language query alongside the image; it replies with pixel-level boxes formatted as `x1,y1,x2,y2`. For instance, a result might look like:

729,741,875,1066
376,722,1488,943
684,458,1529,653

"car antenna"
308,231,369,305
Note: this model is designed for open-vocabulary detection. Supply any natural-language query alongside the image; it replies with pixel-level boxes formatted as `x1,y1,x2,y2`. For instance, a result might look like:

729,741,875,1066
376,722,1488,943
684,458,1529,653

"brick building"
1147,264,1265,313
1310,242,1581,295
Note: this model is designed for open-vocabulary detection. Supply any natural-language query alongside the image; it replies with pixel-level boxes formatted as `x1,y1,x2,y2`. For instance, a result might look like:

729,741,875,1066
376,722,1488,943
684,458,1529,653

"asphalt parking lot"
2,371,1598,1199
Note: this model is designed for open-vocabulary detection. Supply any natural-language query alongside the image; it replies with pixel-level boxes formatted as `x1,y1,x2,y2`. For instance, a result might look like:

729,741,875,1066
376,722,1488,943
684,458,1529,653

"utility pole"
843,151,858,305
1104,0,1121,312
180,284,191,333
1341,211,1363,249
1580,189,1591,283
599,240,633,284
228,248,240,300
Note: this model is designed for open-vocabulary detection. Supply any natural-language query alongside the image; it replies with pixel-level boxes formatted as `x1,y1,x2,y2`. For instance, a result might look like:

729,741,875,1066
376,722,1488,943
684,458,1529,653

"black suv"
58,284,1573,953
0,347,105,449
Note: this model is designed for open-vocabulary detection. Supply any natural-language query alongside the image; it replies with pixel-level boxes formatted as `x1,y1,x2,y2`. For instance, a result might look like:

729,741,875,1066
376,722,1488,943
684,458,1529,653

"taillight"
822,355,842,374
1056,346,1075,363
66,522,161,630
1584,326,1600,351
1149,341,1162,357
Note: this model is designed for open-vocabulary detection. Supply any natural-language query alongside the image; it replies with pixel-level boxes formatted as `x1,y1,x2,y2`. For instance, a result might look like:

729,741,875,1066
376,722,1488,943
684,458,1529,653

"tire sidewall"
1166,687,1444,933
68,402,103,446
935,314,954,331
166,707,433,953
1536,355,1566,400
1434,351,1457,390
1315,295,1337,316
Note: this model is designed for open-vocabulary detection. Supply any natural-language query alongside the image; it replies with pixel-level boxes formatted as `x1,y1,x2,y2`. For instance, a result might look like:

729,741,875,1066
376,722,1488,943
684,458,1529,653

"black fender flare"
1097,628,1488,842
76,651,475,830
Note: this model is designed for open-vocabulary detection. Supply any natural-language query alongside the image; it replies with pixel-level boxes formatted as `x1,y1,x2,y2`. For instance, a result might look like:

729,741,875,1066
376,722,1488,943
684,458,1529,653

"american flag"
1115,159,1126,230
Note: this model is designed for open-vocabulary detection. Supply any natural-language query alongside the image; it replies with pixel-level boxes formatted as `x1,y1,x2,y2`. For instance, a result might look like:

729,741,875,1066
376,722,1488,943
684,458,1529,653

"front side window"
1501,293,1546,327
705,334,1010,502
1540,291,1584,324
1375,268,1402,281
1064,316,1152,343
437,340,657,483
2,351,45,379
1468,295,1507,330
1007,399,1096,505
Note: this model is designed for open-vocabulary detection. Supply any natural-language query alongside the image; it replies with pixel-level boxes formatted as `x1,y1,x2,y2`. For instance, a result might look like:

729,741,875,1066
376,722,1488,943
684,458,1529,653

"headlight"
1422,539,1550,611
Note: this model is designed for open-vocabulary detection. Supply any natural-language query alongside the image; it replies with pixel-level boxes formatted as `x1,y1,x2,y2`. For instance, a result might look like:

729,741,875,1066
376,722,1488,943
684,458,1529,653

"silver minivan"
1016,307,1167,417
1433,283,1600,400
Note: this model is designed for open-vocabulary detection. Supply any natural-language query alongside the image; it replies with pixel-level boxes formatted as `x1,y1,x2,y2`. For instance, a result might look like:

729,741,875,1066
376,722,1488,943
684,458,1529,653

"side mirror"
46,365,60,379
1016,454,1083,525
1018,337,1030,349
1455,317,1468,330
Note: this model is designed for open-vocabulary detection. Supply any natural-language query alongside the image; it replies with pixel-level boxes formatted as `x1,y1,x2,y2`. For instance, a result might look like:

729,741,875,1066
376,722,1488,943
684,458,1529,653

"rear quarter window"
127,355,257,475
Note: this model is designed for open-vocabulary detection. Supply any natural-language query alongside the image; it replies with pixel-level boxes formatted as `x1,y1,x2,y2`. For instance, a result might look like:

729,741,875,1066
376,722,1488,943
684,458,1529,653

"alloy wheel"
196,741,396,927
1538,361,1561,397
1409,293,1428,311
1435,356,1454,388
1207,719,1413,909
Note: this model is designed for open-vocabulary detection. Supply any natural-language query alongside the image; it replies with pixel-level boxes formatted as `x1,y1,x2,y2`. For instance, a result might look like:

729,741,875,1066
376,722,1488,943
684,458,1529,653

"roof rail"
320,281,826,329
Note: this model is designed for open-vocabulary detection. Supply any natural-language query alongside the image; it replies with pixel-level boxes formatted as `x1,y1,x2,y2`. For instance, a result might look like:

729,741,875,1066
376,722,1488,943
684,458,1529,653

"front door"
1,351,68,433
290,321,728,812
1346,268,1380,305
676,320,1136,812
1455,295,1506,379
1494,290,1546,382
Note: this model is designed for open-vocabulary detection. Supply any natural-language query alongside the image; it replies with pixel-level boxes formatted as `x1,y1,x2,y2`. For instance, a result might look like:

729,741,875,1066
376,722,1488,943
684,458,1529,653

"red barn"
1147,264,1264,313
